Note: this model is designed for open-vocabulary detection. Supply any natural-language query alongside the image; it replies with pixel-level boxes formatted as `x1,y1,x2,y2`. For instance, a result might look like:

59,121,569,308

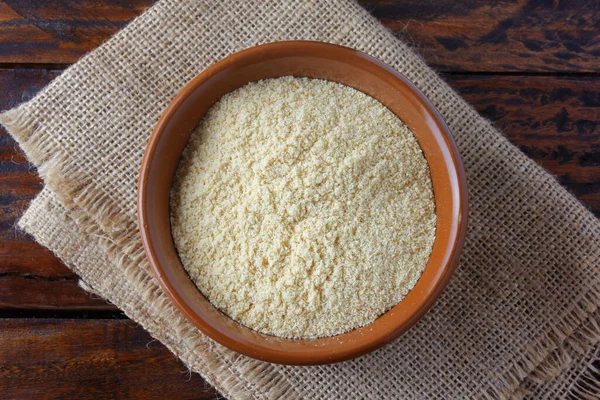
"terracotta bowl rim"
138,40,468,365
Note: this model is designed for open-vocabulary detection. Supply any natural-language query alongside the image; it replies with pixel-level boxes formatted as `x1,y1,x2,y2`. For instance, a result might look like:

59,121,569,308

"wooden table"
0,1,598,398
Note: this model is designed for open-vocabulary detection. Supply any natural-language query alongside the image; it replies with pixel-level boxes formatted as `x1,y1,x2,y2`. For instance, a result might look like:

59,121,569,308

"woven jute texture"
2,0,599,398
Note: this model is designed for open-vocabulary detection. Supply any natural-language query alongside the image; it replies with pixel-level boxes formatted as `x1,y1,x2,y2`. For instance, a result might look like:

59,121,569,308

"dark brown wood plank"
361,0,600,73
0,276,117,310
0,0,599,72
0,68,119,311
0,70,597,311
0,319,218,399
0,0,154,65
446,74,600,214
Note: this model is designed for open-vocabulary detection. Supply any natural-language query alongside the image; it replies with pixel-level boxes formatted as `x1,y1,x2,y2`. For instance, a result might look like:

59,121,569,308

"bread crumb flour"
171,76,436,339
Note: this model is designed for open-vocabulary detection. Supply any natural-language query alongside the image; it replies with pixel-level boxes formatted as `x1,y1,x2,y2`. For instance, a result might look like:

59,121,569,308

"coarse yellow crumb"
170,76,436,339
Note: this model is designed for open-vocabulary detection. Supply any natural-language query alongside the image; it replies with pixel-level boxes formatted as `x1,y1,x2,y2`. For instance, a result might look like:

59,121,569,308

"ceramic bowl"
138,41,468,365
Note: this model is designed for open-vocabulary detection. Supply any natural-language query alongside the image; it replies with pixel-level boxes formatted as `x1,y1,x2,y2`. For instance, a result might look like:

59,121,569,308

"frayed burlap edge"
1,106,303,399
569,352,600,399
530,313,600,385
510,310,600,399
18,188,301,400
480,281,600,399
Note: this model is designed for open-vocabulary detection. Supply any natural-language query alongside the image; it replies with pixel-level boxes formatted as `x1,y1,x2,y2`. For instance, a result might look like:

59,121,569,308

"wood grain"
0,0,154,65
0,319,218,399
446,74,600,213
361,0,600,73
0,69,597,311
0,0,598,72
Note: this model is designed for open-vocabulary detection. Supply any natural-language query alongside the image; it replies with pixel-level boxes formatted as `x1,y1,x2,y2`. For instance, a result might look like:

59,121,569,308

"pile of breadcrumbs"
171,77,436,339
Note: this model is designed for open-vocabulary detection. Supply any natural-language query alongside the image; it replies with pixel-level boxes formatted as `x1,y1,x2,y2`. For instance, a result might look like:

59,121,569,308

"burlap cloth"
2,0,599,398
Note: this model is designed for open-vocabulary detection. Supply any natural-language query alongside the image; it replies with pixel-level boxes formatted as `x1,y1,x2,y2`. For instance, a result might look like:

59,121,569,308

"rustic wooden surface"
0,0,598,398
0,319,217,399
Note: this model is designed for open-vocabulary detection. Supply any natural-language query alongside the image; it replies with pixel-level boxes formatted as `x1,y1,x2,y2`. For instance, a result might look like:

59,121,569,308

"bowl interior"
139,42,467,365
